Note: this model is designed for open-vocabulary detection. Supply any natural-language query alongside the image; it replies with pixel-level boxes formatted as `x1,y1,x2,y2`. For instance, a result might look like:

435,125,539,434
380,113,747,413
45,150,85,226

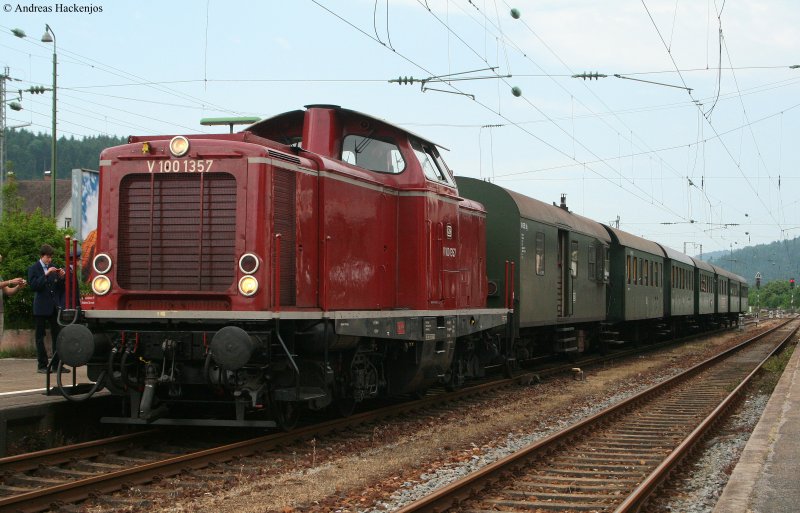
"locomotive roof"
245,105,446,149
602,225,665,256
658,244,695,266
504,189,611,242
691,257,716,273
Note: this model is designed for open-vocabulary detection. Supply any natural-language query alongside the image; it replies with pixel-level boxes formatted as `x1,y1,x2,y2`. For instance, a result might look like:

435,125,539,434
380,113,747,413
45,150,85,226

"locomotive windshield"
412,140,454,186
341,135,405,174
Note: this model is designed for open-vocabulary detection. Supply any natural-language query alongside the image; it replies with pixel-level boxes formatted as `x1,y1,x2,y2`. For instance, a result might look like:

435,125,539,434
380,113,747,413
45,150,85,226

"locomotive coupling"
57,324,108,367
210,326,256,371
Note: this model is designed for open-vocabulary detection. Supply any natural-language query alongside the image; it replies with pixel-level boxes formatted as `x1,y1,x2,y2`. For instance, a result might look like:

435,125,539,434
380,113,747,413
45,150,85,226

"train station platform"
0,358,90,396
0,359,114,457
713,339,800,513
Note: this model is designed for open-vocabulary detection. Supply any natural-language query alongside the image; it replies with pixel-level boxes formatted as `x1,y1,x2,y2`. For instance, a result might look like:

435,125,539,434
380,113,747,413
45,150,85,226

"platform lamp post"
41,24,57,219
12,25,57,218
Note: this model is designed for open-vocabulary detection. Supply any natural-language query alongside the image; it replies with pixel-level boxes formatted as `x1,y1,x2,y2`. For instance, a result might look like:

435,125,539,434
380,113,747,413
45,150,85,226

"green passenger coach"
660,244,695,318
456,177,609,355
603,226,665,324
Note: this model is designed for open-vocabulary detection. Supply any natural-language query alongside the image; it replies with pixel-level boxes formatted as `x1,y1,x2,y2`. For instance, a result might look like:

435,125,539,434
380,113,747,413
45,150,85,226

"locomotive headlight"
238,276,259,297
169,136,190,157
92,275,112,295
93,253,112,274
238,253,260,274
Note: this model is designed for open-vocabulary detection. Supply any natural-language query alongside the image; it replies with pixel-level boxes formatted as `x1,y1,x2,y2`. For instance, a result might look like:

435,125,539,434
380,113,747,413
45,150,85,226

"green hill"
4,129,125,179
701,236,800,287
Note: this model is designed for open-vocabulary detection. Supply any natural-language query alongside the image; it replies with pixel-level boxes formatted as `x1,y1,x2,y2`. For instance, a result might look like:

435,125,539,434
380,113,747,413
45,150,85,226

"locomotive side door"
414,142,460,307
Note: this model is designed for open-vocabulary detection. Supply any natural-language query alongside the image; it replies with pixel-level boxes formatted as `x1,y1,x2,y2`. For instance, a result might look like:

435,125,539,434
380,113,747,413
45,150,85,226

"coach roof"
711,264,746,283
603,225,665,256
691,257,715,273
504,188,610,242
658,244,695,266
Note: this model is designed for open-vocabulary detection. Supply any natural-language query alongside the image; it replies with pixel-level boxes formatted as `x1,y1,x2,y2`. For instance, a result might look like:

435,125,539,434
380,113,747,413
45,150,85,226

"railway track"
0,323,762,512
0,367,537,512
395,317,798,513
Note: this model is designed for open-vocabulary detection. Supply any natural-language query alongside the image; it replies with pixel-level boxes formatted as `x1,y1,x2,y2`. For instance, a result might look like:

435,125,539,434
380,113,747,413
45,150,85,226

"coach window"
412,140,455,186
638,258,643,285
626,255,631,284
535,232,545,275
570,241,579,278
342,135,406,174
588,244,596,281
633,257,638,285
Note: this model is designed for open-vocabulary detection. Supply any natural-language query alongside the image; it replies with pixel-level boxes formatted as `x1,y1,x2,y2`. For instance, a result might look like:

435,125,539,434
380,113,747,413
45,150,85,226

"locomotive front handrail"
65,236,72,310
274,233,281,312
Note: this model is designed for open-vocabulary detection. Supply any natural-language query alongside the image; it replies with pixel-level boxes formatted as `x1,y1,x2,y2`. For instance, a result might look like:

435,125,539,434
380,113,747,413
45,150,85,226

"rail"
395,317,797,512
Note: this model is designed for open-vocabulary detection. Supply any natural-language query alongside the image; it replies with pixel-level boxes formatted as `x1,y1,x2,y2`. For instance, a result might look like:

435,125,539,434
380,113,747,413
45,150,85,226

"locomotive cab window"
342,135,406,174
412,141,455,186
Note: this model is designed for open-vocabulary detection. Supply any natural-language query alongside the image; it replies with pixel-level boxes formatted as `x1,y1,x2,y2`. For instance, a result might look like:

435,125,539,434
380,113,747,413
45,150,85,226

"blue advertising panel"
71,168,99,241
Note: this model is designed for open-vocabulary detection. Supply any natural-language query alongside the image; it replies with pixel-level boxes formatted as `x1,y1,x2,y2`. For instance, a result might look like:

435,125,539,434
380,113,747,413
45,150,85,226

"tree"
749,279,794,311
5,129,125,180
0,178,73,329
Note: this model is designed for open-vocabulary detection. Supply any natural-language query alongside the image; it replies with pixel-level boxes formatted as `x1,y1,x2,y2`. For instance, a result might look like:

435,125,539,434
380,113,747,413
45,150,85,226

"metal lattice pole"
0,66,8,217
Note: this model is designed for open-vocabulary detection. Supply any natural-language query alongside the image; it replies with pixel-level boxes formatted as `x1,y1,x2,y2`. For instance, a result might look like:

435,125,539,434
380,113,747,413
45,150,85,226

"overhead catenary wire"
415,0,790,252
316,0,690,223
460,1,702,209
316,0,788,253
639,0,787,244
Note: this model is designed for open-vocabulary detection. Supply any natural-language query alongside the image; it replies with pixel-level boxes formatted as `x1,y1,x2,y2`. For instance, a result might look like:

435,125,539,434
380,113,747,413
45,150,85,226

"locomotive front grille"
118,172,237,291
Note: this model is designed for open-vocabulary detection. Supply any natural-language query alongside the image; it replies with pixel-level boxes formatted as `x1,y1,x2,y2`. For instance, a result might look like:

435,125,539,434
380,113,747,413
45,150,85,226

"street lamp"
42,24,57,219
12,25,57,218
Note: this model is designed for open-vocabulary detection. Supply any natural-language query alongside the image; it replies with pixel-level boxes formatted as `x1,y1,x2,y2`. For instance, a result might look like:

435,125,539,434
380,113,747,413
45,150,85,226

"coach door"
557,229,574,318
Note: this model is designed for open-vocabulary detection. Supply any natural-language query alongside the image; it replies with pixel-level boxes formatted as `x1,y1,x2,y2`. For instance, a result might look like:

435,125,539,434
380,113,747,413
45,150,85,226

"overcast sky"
2,1,799,260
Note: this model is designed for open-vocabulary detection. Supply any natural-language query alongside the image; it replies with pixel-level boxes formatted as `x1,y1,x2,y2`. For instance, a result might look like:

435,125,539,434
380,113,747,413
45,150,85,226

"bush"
0,178,73,329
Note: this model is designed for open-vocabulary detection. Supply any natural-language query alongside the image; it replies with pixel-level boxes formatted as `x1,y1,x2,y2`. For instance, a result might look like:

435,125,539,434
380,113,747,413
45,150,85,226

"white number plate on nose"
147,160,214,173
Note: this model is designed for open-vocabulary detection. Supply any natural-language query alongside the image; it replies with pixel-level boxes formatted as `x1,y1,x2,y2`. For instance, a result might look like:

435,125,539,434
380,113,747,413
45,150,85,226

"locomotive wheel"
275,401,299,431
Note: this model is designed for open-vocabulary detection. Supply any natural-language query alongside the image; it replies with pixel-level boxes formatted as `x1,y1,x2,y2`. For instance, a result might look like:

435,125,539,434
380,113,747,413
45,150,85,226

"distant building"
13,172,72,229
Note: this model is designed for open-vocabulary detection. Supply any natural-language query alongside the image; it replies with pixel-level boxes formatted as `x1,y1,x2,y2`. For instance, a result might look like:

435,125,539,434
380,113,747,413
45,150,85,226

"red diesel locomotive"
57,105,511,428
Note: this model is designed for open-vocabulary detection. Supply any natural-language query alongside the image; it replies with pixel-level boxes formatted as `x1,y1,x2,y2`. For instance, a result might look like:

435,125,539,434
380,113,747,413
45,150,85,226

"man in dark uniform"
27,244,69,374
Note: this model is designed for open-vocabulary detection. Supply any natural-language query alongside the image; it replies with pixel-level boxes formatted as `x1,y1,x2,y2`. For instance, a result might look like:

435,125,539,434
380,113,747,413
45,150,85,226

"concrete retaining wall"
0,329,35,352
